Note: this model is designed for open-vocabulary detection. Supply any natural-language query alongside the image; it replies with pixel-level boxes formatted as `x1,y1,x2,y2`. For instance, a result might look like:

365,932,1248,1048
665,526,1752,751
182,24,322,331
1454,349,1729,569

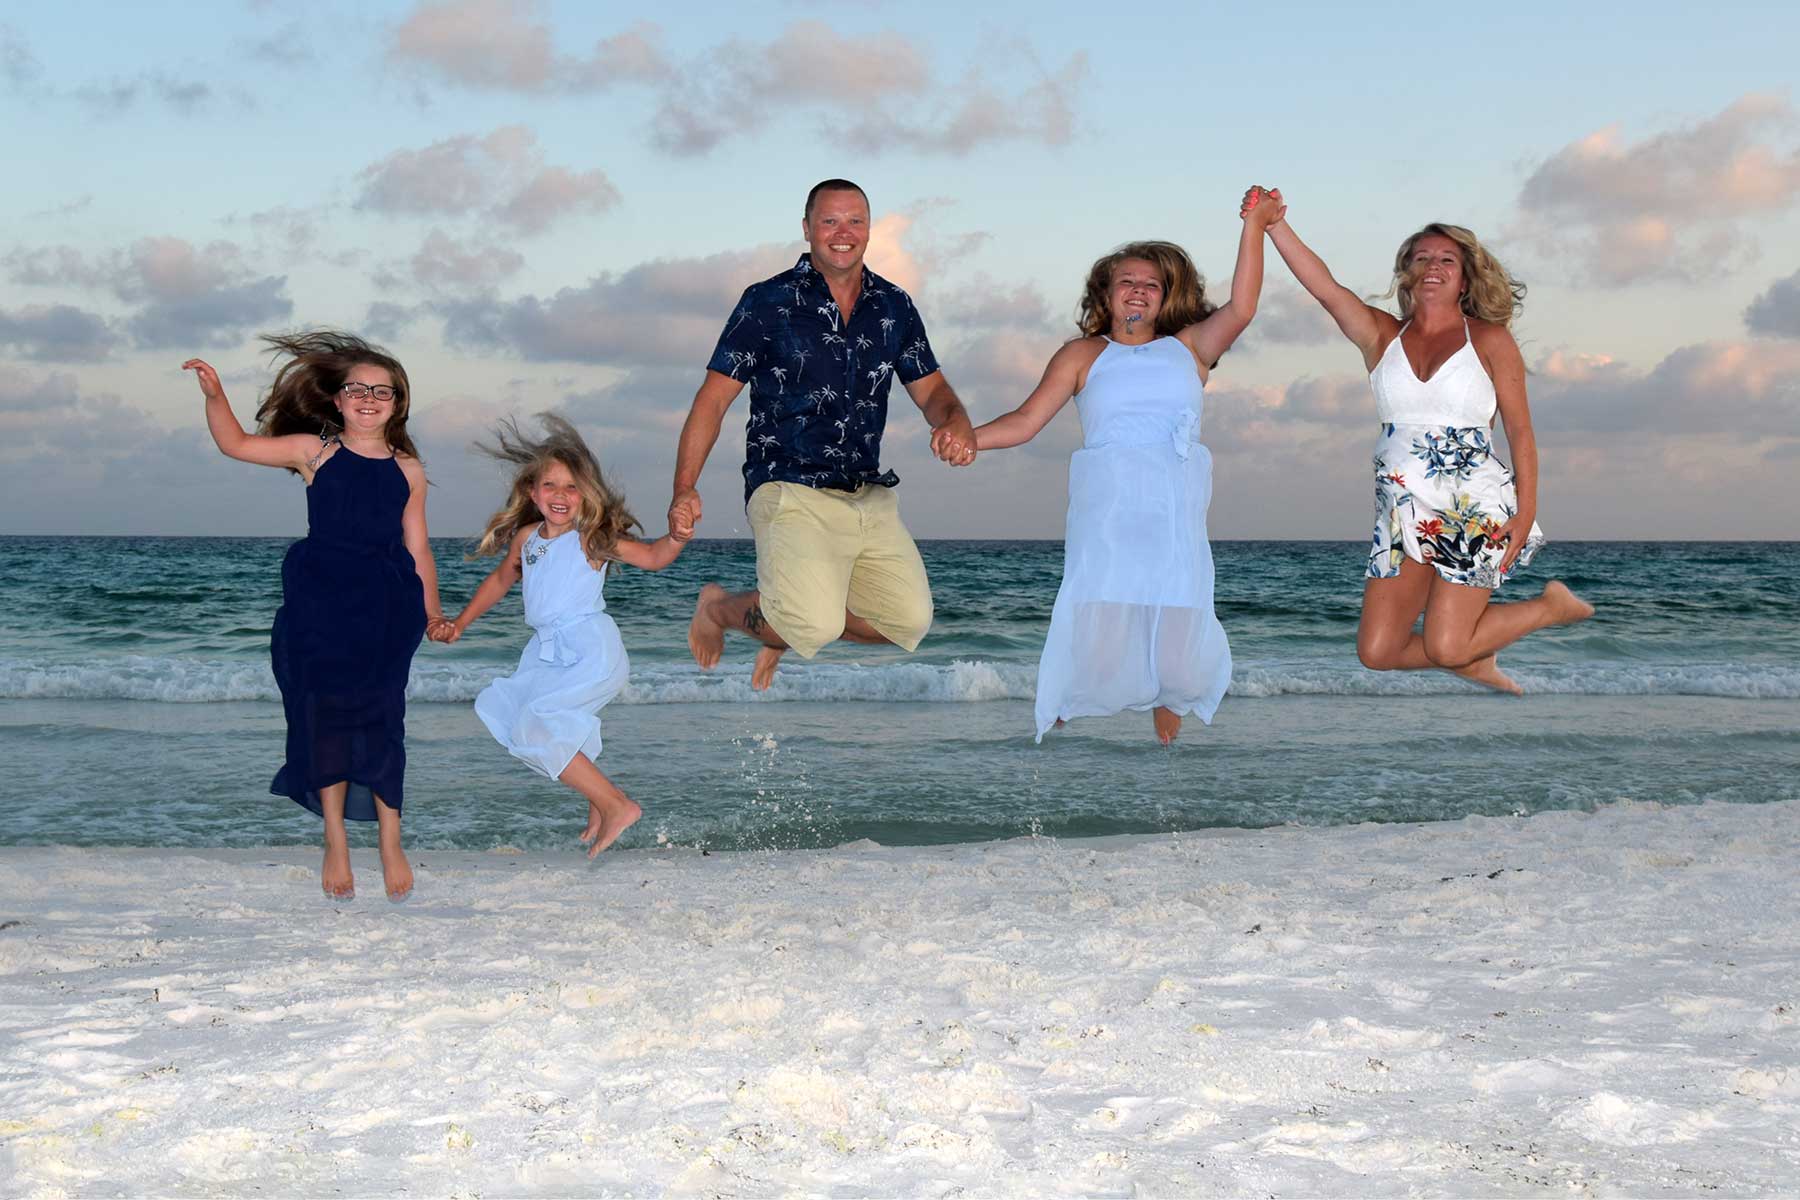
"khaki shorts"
747,481,933,658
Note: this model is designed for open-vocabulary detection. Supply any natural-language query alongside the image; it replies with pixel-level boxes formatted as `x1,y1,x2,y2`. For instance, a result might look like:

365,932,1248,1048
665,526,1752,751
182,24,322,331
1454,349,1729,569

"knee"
766,600,844,659
1423,630,1474,669
1357,639,1396,671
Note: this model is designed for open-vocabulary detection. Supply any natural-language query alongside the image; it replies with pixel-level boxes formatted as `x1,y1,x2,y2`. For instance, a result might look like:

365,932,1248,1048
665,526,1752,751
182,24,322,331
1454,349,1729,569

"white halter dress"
1034,336,1232,741
475,527,630,778
1367,321,1545,588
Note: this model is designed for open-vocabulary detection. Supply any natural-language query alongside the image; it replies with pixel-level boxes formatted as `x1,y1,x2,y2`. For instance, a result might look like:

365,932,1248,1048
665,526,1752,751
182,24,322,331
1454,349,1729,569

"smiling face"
1405,234,1466,306
530,459,582,536
332,363,398,441
802,188,870,276
1109,257,1165,334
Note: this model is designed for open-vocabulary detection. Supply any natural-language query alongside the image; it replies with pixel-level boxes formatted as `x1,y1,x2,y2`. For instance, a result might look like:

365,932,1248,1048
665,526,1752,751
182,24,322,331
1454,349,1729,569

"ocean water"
2,537,1796,851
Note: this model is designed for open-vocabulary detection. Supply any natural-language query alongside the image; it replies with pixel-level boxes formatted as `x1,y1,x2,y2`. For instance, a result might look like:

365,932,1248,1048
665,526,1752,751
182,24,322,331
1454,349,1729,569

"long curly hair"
1077,241,1216,339
1383,224,1526,327
471,413,639,567
254,331,419,463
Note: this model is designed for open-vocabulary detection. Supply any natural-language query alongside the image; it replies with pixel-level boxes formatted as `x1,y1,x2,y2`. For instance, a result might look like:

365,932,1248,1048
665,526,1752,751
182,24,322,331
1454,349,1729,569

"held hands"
182,358,226,402
668,489,702,541
930,412,977,467
1238,185,1286,230
426,617,461,644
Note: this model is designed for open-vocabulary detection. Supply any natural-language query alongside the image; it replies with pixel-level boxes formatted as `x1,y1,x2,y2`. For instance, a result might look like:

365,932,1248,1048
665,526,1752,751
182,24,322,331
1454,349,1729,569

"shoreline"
4,799,1797,1195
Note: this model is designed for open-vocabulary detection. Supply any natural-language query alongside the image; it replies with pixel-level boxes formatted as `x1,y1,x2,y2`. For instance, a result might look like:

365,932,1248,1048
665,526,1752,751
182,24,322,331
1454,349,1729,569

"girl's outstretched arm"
1258,192,1398,365
1185,187,1285,370
1473,323,1538,573
184,358,319,472
970,340,1089,452
608,532,686,572
396,456,449,637
439,528,527,643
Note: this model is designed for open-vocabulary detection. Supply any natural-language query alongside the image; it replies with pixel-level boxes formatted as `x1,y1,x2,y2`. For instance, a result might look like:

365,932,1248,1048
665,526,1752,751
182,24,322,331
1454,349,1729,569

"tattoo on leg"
743,604,766,635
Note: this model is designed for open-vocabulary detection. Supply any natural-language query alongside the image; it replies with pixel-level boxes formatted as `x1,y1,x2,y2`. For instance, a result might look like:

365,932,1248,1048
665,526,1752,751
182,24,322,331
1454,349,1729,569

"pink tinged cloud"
356,126,618,233
389,1,670,91
1516,93,1800,286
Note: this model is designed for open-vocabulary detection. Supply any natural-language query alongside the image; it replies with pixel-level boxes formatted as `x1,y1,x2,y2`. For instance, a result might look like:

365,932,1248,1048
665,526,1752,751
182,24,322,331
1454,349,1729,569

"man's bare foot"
378,838,413,901
322,842,354,899
751,645,784,690
1153,706,1181,746
1542,580,1596,626
688,583,727,669
1453,654,1523,695
578,800,604,847
587,796,642,858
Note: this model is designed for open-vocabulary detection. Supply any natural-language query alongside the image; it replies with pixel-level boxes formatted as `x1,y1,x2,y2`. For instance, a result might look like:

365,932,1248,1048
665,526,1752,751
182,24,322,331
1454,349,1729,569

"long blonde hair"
1077,241,1216,339
471,413,639,566
1384,224,1526,327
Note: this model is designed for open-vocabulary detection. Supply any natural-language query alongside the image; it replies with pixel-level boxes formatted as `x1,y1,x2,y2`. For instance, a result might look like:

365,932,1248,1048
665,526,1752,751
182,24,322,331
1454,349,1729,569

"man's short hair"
804,178,868,220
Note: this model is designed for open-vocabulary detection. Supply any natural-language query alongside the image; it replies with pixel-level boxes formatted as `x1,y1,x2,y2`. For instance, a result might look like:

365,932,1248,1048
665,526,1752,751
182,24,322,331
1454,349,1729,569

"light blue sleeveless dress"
1034,337,1232,741
475,528,630,778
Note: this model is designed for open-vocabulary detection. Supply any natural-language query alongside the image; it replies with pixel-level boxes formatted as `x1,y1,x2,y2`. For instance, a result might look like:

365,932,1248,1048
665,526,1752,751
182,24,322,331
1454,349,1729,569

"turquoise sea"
2,537,1796,851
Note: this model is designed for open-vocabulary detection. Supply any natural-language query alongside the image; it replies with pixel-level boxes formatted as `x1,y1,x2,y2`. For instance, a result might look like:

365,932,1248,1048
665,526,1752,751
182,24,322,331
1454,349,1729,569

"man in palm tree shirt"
670,178,977,689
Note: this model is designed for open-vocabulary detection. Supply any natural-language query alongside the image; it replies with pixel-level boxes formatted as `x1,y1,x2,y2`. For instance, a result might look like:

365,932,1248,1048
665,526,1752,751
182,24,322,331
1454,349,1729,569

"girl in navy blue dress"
185,333,448,901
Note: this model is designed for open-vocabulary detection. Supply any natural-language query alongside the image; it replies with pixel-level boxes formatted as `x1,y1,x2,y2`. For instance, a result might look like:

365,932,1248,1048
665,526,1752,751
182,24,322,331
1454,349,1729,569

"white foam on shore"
3,800,1797,1194
6,654,1800,704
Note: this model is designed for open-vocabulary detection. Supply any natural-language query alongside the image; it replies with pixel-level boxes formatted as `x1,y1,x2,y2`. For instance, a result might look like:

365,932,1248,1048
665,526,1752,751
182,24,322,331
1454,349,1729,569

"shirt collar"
793,253,881,302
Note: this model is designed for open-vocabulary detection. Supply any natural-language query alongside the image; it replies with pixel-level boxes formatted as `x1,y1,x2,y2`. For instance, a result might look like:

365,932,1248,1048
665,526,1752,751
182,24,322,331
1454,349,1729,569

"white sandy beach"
2,799,1797,1197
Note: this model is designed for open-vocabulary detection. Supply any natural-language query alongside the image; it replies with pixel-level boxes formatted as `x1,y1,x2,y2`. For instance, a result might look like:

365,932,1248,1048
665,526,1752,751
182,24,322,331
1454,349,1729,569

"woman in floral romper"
1253,192,1594,693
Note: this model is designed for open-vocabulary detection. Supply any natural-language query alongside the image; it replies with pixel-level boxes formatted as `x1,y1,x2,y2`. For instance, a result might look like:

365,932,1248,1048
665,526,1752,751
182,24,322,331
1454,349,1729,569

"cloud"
0,304,117,361
1532,338,1800,438
2,24,41,88
1239,284,1338,349
4,237,293,349
436,242,799,365
1515,94,1800,285
1745,269,1800,337
74,73,215,115
389,0,669,91
241,20,317,67
356,126,619,233
385,7,1083,159
408,229,525,290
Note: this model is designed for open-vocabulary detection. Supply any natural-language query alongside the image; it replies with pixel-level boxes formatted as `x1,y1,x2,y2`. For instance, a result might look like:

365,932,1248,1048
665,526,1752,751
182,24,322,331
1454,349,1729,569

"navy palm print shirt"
708,254,941,503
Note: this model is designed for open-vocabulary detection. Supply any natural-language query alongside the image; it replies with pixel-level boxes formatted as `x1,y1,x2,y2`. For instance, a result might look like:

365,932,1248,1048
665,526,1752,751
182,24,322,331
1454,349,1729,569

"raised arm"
971,340,1089,451
184,358,318,472
1259,192,1397,365
438,528,527,643
669,369,747,539
904,371,977,466
396,456,448,636
608,531,687,572
1185,187,1285,369
1474,324,1538,572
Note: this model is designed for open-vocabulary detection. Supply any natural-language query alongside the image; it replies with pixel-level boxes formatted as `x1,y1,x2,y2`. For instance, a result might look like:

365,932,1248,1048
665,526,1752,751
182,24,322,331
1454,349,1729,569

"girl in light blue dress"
436,415,687,855
967,189,1285,744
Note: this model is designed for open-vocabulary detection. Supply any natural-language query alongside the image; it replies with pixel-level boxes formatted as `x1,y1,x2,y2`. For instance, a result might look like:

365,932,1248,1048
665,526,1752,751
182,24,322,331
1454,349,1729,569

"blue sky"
3,1,1798,538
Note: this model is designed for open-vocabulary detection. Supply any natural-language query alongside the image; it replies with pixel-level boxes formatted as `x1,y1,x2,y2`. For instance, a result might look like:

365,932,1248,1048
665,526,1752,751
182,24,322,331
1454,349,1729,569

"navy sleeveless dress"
270,444,427,821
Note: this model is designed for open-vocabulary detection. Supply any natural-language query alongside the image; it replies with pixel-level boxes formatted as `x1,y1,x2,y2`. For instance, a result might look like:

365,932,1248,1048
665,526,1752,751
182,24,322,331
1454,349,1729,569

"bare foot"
587,796,642,858
378,838,413,901
578,801,604,848
1541,580,1596,626
1153,706,1181,746
322,841,354,899
1453,654,1523,695
751,645,784,690
688,583,727,669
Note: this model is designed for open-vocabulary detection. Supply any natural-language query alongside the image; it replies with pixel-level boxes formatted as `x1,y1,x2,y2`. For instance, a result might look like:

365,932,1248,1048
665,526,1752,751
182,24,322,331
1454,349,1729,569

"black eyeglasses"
341,383,399,402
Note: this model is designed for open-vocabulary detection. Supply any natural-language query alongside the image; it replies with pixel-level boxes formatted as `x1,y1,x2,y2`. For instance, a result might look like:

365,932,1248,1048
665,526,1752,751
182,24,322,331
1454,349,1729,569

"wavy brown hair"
1077,241,1216,340
255,330,419,464
1383,224,1526,327
471,413,640,567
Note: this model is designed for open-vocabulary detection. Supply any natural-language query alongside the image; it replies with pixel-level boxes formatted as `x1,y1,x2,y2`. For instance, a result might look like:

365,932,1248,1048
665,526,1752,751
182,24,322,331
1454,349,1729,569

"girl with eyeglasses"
184,332,448,902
